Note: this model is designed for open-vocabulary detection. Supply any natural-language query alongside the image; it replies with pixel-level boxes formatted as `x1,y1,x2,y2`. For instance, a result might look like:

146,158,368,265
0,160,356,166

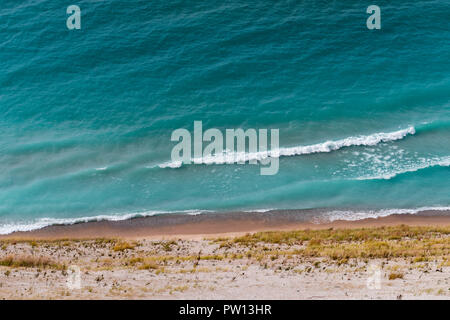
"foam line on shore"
1,205,449,235
0,210,211,235
319,206,450,223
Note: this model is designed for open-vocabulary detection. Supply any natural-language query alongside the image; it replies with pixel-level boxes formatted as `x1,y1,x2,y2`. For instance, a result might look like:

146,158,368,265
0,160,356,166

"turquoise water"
0,1,449,233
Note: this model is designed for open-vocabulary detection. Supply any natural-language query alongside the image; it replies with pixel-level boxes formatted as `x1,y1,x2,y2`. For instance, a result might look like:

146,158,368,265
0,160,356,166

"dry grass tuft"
113,241,136,252
388,272,404,280
0,255,65,270
231,226,449,245
215,226,449,263
138,263,159,270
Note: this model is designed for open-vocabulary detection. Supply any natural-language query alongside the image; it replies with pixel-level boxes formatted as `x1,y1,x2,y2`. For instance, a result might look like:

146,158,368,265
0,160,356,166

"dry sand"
0,213,449,300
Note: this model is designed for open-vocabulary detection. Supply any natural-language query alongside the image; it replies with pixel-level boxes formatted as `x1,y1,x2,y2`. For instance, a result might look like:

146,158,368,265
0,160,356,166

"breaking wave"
159,126,416,168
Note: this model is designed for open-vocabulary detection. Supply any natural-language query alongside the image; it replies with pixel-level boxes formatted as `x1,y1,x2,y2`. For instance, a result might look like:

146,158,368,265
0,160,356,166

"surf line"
167,121,279,175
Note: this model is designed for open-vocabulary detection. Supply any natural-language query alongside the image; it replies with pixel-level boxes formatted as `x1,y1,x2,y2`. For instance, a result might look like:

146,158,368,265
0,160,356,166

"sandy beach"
0,211,449,300
2,0,449,305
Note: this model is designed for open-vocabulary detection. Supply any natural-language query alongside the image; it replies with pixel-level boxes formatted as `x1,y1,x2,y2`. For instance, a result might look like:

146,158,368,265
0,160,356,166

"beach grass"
215,225,450,262
0,225,449,299
229,225,449,245
0,255,66,270
0,226,448,270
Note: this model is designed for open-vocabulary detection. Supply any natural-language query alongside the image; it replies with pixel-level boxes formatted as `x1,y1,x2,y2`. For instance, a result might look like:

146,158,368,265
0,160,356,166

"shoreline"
2,209,450,240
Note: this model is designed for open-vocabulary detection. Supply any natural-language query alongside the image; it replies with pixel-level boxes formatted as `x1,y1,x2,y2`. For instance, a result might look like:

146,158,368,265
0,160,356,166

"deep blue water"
0,0,449,233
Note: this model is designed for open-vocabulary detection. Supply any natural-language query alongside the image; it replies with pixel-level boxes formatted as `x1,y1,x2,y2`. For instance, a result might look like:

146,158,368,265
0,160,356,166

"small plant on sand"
155,267,166,275
170,285,188,294
160,240,177,252
388,272,404,280
413,256,428,263
0,255,65,270
138,263,159,270
113,241,136,252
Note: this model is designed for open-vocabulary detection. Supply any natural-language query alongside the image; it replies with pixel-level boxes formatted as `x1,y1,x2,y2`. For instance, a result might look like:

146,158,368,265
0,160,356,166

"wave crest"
159,126,416,168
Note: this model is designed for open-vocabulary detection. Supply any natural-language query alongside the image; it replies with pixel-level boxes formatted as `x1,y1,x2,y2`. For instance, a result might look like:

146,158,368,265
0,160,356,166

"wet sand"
2,210,450,240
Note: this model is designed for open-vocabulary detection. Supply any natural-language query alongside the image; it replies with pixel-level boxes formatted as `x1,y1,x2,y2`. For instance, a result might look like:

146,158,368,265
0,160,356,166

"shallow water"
0,1,449,233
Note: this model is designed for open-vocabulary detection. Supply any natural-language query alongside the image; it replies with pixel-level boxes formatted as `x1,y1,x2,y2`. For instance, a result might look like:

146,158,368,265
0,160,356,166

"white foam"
317,206,450,223
243,208,275,213
159,161,182,169
159,126,416,168
357,156,450,180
